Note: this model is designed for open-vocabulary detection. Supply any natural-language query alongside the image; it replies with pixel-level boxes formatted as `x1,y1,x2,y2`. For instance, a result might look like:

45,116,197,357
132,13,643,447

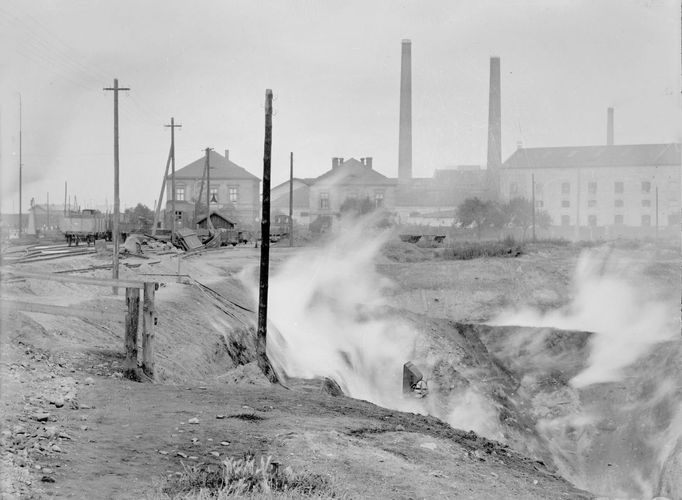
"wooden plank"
124,288,141,379
1,299,123,322
1,270,146,289
141,282,157,379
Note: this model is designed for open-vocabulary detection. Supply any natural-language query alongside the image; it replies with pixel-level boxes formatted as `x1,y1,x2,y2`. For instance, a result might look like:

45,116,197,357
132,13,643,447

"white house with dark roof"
500,143,681,238
166,149,260,228
307,157,397,220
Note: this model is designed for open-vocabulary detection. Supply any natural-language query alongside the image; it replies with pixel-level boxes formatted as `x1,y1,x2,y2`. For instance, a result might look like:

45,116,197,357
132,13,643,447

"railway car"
61,210,152,246
61,209,110,246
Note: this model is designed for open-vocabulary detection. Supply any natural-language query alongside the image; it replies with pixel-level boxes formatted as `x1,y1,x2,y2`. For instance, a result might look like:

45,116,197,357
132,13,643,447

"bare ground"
2,242,677,499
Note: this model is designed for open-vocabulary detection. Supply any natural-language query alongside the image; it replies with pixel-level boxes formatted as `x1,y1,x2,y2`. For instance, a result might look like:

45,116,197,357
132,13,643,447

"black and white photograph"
0,1,680,498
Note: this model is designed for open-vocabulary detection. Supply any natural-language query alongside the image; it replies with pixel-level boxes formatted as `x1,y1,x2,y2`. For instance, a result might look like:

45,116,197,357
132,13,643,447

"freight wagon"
61,209,110,246
61,210,152,246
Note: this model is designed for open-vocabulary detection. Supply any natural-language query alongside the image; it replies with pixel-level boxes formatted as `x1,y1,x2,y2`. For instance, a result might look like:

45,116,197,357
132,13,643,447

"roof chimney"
607,107,614,146
224,149,230,160
486,56,502,198
398,39,412,184
364,157,373,169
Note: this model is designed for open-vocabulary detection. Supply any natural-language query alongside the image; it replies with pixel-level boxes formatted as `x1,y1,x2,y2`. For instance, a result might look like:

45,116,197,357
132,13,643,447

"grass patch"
228,413,265,421
442,237,524,260
154,455,337,499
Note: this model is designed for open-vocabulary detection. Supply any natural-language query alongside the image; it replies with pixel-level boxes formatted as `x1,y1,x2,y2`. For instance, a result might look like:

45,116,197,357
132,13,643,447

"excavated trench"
162,248,682,499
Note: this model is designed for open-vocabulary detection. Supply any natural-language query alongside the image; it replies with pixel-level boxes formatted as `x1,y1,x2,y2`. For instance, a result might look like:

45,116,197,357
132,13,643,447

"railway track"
1,243,96,264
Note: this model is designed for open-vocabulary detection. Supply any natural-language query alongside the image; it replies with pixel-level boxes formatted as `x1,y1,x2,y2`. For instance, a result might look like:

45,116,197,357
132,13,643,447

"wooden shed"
196,211,236,230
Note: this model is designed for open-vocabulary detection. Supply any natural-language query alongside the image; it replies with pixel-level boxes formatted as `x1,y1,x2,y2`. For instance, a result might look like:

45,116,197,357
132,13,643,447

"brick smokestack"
398,39,412,184
486,56,501,197
607,107,614,145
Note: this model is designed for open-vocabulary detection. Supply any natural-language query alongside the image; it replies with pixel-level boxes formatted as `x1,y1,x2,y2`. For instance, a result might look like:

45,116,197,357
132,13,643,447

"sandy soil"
1,242,677,499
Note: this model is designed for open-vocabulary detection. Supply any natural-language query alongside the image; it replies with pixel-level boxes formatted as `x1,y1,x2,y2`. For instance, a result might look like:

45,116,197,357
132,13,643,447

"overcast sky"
0,0,679,213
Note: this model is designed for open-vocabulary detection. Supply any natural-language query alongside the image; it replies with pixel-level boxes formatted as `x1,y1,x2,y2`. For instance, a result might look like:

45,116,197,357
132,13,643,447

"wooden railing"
1,270,158,380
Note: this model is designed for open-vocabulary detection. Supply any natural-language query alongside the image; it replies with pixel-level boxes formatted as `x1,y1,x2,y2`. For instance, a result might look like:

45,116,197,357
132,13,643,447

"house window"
176,186,185,201
561,215,570,226
641,215,651,226
588,199,597,208
535,200,544,208
209,188,218,203
615,181,624,194
319,192,329,210
561,200,570,208
641,181,651,194
174,210,183,221
535,183,543,194
614,199,624,208
615,214,624,225
641,199,651,208
374,191,384,208
588,182,597,195
668,213,681,226
561,182,570,195
228,186,238,203
588,215,597,227
510,183,519,196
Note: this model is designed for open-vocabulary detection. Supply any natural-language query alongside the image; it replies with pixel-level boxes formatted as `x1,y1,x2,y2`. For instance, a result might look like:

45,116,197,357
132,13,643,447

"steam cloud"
491,247,678,387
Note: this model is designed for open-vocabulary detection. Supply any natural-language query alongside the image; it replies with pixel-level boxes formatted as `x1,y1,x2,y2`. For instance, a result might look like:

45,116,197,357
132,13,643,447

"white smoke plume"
242,218,501,437
251,220,422,412
490,246,682,498
491,247,678,387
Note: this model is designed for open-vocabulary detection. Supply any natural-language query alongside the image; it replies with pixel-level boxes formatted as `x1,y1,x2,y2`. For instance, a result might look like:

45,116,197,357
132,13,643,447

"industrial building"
273,40,679,239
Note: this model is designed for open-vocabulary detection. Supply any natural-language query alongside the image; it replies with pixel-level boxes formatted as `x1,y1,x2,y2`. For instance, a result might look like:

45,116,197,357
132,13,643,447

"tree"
504,197,552,240
339,196,374,217
457,197,504,239
124,203,154,223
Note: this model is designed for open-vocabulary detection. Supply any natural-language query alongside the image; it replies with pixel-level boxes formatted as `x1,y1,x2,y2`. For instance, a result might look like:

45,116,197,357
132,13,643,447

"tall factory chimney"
607,107,614,145
486,56,502,197
398,39,412,184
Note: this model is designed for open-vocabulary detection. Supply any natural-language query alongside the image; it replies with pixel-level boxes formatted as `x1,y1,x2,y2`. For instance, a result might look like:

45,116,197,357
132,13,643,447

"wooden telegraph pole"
104,79,130,295
151,145,172,236
165,118,182,239
531,173,536,242
206,147,211,222
289,152,294,247
18,94,22,237
257,89,279,384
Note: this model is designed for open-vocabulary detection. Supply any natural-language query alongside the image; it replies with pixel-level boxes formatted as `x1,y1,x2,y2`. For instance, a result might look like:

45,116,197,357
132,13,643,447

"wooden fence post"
142,282,157,378
124,287,141,380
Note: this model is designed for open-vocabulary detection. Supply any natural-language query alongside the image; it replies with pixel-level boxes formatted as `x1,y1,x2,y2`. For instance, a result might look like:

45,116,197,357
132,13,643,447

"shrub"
157,456,337,499
442,239,524,260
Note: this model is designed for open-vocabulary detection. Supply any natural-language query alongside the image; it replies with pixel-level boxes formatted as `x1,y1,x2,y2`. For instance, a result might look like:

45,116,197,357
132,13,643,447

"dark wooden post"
142,282,157,379
124,287,140,380
256,89,279,384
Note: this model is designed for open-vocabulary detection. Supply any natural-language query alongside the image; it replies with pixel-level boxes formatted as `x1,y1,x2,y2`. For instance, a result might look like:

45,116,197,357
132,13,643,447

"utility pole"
64,181,67,217
152,145,172,237
195,153,209,228
164,118,182,239
104,78,130,295
655,186,659,241
47,192,50,229
257,89,278,384
205,147,211,223
18,94,22,237
531,173,536,242
289,152,294,247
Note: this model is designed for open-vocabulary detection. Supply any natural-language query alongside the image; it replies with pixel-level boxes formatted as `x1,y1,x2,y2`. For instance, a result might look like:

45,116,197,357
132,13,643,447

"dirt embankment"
0,248,594,499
